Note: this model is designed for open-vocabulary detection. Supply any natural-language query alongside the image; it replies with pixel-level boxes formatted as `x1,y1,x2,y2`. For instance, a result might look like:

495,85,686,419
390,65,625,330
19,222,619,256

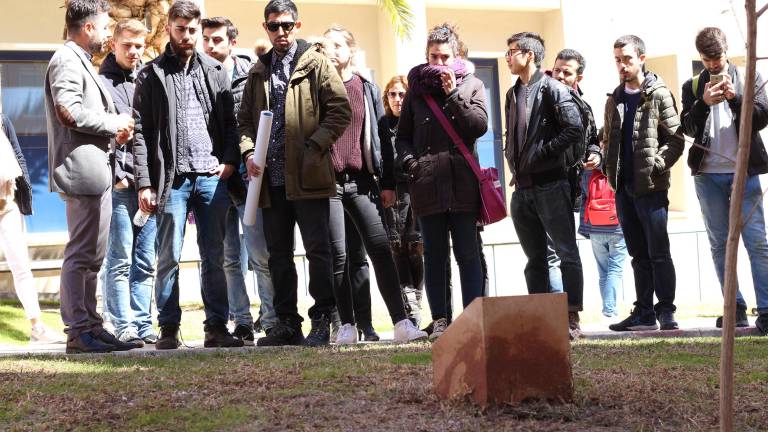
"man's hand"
381,189,396,208
138,187,157,213
583,153,601,169
721,75,736,101
245,155,263,179
116,129,133,144
210,164,236,180
441,69,457,95
703,81,727,106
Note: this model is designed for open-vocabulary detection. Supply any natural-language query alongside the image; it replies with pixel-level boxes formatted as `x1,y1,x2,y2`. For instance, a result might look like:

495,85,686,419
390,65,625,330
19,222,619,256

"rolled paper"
242,111,274,226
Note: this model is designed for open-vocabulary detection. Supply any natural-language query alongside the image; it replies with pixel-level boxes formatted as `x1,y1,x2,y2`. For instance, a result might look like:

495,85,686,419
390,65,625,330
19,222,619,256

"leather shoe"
66,332,115,354
93,329,142,351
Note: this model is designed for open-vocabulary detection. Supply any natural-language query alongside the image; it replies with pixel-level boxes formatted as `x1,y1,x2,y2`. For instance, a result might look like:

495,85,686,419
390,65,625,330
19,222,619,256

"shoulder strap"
423,94,483,181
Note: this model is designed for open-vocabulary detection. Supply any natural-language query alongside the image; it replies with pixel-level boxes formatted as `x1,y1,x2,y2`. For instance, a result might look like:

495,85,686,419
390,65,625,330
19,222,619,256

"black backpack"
542,79,597,167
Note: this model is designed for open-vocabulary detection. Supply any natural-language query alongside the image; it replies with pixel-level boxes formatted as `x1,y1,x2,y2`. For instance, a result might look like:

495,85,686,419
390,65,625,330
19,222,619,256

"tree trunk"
720,1,757,430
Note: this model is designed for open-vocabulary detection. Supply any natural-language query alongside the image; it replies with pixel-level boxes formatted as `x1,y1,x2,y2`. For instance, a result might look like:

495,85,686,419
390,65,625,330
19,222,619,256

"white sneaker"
428,318,448,342
393,319,428,343
335,323,358,344
29,325,66,344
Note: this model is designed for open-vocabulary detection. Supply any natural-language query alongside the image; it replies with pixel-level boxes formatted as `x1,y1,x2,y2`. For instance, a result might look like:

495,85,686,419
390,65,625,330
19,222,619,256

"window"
1,52,67,233
469,58,505,195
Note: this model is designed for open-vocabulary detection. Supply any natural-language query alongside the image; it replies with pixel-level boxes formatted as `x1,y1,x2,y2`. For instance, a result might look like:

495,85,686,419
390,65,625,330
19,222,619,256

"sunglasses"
265,21,295,32
387,91,405,98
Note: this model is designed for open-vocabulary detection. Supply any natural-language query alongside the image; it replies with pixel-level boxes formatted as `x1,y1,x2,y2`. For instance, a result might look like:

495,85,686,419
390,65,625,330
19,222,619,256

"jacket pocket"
408,153,439,213
300,144,334,190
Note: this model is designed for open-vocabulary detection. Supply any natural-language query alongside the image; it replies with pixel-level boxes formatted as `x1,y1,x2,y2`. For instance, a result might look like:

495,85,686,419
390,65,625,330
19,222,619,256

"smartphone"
710,74,725,85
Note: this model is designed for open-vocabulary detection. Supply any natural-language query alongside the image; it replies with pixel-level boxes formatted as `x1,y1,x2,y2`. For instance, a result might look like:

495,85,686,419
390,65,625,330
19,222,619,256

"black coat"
681,62,768,176
132,45,239,210
1,114,33,215
504,69,584,187
396,73,488,217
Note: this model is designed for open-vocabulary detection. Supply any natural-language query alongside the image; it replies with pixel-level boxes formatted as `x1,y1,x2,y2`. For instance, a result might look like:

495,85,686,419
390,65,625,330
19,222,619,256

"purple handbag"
423,94,507,226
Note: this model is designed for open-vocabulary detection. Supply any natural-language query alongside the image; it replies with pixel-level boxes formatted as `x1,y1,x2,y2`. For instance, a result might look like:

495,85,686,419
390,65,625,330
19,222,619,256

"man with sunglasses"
238,0,351,347
503,32,585,340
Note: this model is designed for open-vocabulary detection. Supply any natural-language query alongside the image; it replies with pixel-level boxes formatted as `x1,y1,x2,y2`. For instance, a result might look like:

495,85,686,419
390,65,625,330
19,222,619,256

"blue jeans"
155,174,231,327
236,204,277,329
420,211,483,320
104,186,156,338
590,232,627,317
615,186,676,314
511,179,584,311
694,174,768,314
223,205,252,327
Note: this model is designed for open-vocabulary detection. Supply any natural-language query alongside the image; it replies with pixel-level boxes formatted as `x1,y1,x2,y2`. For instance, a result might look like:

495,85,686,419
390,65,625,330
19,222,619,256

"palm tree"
378,0,415,41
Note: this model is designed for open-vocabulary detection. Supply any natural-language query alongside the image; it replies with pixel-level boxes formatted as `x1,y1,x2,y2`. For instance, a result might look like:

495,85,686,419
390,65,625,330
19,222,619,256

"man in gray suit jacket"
45,0,137,354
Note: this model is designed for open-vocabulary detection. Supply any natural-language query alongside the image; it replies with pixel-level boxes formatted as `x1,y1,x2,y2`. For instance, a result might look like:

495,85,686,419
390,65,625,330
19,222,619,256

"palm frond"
378,0,415,41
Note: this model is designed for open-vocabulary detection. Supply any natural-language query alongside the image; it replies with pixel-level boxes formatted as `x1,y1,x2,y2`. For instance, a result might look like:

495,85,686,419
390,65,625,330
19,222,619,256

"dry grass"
1,337,768,431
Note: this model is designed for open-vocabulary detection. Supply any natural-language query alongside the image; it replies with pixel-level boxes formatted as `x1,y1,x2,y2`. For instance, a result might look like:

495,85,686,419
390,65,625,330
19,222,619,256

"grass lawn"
1,338,768,431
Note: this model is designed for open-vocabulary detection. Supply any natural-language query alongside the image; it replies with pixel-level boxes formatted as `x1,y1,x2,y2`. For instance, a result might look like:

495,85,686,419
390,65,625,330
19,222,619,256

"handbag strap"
423,94,483,181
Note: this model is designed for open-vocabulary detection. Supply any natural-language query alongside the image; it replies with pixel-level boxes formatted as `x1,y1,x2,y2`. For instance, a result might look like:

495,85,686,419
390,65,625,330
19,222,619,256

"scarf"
0,126,22,214
407,58,468,97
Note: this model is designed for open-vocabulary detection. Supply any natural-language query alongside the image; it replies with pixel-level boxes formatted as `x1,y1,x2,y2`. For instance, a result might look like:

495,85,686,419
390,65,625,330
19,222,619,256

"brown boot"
568,311,582,341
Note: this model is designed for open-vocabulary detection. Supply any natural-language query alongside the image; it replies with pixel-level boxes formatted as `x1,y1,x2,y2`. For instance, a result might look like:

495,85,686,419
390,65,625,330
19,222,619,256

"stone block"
432,293,573,406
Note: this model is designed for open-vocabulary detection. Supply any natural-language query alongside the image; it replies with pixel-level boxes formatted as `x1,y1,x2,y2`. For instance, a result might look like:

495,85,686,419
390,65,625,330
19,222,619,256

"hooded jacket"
603,72,685,195
237,40,351,207
132,44,239,210
681,62,768,176
99,52,141,186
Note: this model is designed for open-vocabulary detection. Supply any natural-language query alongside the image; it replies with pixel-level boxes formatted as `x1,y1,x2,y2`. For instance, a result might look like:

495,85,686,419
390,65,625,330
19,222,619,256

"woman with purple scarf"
395,24,489,340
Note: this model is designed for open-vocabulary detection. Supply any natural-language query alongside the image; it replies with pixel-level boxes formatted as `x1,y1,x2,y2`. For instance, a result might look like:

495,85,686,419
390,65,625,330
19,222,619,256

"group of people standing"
2,0,766,353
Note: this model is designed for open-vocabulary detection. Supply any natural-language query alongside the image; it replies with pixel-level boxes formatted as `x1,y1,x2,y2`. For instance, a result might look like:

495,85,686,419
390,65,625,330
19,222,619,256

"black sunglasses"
265,21,296,32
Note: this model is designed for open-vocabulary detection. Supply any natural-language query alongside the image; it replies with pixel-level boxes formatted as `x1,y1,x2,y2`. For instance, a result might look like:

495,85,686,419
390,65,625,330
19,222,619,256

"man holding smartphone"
681,27,768,333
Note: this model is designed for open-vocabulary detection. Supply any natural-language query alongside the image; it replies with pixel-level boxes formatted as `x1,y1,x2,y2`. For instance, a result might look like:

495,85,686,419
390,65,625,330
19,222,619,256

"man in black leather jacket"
503,32,585,340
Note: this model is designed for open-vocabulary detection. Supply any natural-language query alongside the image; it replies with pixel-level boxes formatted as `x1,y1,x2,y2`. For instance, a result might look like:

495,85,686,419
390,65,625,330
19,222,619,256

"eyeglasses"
387,91,405,99
265,21,295,32
505,48,527,58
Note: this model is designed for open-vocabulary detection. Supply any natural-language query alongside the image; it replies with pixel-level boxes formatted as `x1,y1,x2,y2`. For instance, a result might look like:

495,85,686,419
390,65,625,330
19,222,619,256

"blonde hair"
112,19,147,40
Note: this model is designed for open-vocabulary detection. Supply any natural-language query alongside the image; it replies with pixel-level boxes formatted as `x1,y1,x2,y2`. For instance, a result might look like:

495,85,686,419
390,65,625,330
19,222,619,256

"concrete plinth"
432,293,573,406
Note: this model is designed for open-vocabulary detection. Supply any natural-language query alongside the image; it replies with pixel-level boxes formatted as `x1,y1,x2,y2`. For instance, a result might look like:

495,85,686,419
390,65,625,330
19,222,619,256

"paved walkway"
1,318,764,358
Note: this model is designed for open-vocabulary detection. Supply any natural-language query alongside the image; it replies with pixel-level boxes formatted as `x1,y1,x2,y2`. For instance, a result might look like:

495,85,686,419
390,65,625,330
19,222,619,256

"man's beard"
170,37,195,60
88,36,107,55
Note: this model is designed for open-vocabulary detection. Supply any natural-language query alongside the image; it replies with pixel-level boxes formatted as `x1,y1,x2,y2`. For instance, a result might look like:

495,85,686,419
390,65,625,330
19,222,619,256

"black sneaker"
204,324,244,348
305,314,331,347
155,324,181,350
716,306,750,328
233,324,255,346
93,329,142,351
357,324,380,342
756,314,768,335
609,309,658,332
256,322,304,346
657,311,679,330
141,332,158,344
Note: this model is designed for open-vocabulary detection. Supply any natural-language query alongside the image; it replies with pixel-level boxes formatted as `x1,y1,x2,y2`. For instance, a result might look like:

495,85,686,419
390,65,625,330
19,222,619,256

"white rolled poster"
242,110,273,226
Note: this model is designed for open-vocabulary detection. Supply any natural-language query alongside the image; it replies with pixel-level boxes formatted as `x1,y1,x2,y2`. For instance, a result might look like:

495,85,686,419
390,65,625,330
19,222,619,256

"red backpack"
584,170,619,226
